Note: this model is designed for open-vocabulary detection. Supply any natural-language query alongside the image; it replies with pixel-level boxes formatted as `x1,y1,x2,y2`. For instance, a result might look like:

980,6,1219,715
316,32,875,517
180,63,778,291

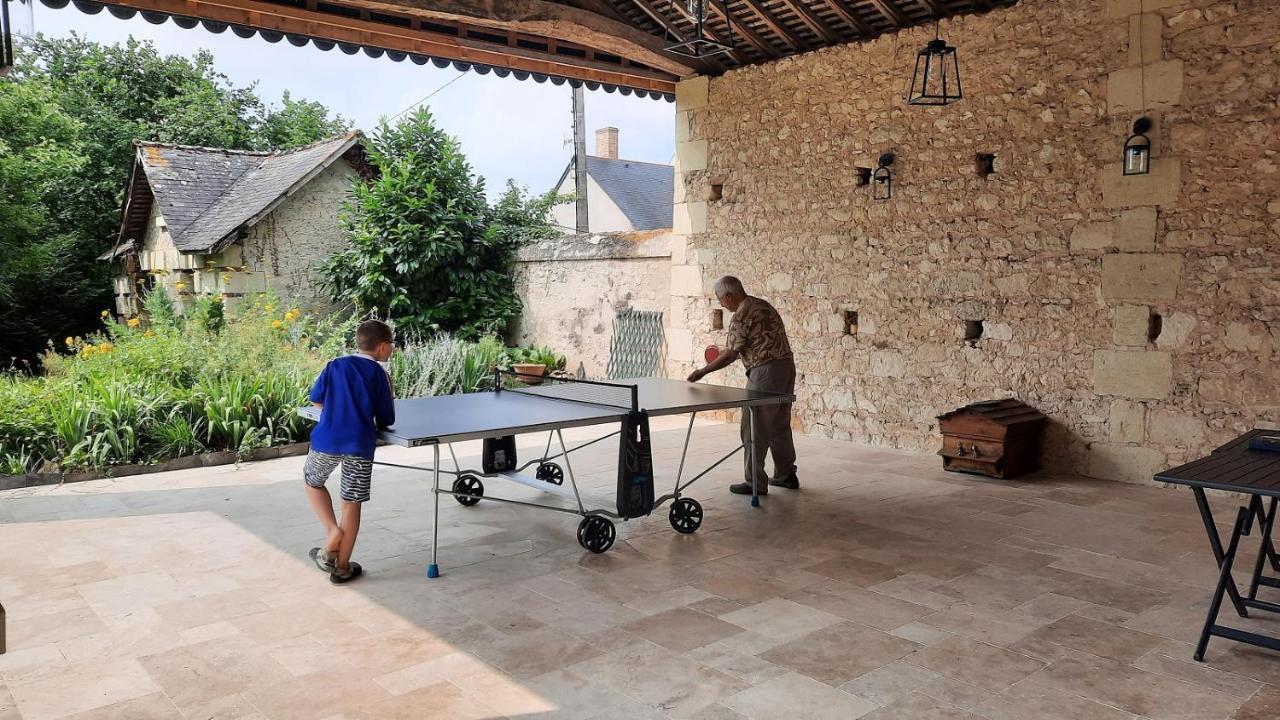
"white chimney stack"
595,127,619,159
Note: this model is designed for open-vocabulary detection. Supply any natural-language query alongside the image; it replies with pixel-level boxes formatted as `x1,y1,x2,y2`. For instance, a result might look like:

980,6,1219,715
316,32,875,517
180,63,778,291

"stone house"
101,132,370,316
549,127,674,234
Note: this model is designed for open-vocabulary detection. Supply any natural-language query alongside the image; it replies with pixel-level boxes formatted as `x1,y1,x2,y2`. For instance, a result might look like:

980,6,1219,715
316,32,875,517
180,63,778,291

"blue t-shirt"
308,355,396,460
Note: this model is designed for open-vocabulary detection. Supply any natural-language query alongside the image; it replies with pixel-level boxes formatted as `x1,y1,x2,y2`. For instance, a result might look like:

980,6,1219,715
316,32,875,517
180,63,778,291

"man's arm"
687,347,739,383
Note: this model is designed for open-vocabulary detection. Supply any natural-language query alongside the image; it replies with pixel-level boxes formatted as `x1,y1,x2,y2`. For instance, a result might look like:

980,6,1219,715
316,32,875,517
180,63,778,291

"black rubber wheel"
452,475,483,506
536,462,564,486
669,498,704,534
576,516,616,553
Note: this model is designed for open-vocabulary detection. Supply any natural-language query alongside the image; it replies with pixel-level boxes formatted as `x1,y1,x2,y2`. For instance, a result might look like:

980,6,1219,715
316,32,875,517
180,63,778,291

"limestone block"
1110,400,1146,443
1113,304,1151,346
1156,312,1196,349
1107,60,1184,114
1148,409,1205,446
1086,442,1167,485
1070,222,1112,252
1114,207,1157,251
824,387,854,411
1128,13,1164,66
1092,350,1172,399
673,201,707,235
1107,0,1188,18
671,265,703,297
984,322,1013,341
994,273,1030,297
675,76,710,111
1101,159,1182,208
666,327,694,363
676,140,709,172
673,175,686,204
669,235,688,265
1101,253,1182,301
675,110,692,143
870,350,906,378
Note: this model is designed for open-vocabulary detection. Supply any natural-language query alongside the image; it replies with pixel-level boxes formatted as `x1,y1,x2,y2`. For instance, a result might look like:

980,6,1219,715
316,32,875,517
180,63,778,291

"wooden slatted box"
937,399,1047,479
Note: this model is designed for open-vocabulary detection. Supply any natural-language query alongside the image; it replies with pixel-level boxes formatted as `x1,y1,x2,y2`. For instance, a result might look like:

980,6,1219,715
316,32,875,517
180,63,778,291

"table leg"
1196,506,1250,661
1193,487,1247,617
748,407,760,508
428,443,441,579
1249,496,1280,600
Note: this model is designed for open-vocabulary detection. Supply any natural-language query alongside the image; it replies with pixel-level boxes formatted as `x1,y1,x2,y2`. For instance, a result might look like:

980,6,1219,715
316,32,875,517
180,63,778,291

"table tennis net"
497,370,637,411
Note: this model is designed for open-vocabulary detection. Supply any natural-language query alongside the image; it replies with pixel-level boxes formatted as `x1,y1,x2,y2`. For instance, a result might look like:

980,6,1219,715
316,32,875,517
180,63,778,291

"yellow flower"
175,281,188,291
127,317,141,328
100,310,110,318
264,304,275,313
271,320,284,329
221,273,232,282
99,342,114,353
143,330,155,338
64,336,74,346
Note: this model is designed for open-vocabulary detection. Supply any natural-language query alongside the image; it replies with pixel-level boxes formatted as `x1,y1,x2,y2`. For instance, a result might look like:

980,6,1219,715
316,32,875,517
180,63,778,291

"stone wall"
514,231,671,377
666,0,1280,483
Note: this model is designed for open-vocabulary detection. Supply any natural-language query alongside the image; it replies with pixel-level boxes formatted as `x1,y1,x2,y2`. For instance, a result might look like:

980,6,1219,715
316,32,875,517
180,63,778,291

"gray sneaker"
309,547,337,573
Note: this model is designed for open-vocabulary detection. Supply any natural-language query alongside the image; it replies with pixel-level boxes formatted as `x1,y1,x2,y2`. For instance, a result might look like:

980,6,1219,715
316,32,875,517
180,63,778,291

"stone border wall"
666,0,1280,483
513,231,672,378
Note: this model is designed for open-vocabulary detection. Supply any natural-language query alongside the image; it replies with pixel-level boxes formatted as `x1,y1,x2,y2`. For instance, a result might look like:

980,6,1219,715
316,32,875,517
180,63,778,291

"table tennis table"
299,371,794,578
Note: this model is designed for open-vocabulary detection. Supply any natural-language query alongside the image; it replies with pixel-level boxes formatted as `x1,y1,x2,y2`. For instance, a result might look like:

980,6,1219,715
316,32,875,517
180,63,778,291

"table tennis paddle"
704,345,720,363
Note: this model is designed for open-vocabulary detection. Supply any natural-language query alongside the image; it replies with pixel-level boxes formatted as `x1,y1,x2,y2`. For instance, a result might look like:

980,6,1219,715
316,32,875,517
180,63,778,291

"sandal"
309,547,337,574
330,561,363,584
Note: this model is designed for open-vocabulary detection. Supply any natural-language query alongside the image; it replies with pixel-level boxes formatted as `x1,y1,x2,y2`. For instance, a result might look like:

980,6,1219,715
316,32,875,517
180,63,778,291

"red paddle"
704,345,720,363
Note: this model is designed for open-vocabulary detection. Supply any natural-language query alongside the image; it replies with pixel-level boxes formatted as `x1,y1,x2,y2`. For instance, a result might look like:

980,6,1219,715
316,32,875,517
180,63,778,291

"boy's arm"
375,372,396,430
308,364,329,410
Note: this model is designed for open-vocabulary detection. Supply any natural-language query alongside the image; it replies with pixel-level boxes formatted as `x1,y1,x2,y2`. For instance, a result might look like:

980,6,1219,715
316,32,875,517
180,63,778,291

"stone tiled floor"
2,419,1280,719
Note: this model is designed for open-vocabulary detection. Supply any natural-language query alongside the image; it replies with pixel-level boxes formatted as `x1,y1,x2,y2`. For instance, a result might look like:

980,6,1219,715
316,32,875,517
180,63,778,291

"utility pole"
572,85,589,234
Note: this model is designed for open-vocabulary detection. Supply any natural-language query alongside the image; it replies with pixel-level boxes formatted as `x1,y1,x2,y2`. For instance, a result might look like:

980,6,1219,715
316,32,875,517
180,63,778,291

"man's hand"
687,368,707,383
687,347,739,383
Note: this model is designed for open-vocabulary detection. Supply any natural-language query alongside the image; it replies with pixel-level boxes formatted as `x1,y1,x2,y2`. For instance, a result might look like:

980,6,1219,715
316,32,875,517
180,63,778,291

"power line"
388,70,467,122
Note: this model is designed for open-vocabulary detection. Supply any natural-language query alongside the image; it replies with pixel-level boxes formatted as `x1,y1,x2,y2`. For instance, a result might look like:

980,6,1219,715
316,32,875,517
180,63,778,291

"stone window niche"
964,320,983,342
1148,312,1162,343
976,153,996,179
854,167,872,187
708,183,724,202
843,310,859,336
711,309,724,330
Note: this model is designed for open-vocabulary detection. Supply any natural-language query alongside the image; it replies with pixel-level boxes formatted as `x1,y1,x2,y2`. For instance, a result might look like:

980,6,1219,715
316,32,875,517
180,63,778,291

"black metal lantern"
872,153,894,201
907,21,962,106
665,0,732,59
1123,117,1153,176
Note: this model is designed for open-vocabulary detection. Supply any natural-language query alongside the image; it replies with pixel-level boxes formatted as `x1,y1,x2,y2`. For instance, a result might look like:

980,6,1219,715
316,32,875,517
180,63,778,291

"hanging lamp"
907,20,963,106
665,0,732,58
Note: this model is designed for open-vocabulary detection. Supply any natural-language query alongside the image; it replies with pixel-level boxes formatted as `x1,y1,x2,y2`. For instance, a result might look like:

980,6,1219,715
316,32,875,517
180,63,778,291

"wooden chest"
937,399,1047,479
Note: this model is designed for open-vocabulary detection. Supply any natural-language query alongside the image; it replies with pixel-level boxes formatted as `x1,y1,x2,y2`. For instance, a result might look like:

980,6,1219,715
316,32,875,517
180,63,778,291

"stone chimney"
595,127,619,159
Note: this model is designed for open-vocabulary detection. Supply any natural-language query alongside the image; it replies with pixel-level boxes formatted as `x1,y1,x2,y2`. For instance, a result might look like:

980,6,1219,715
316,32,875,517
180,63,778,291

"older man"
687,276,799,495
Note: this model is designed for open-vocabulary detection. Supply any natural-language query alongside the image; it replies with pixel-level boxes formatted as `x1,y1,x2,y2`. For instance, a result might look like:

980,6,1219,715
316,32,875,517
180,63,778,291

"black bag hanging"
616,410,655,519
482,435,517,473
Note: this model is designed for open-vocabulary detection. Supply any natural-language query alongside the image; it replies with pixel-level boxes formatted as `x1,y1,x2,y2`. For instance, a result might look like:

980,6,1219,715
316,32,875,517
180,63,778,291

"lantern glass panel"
1123,135,1151,176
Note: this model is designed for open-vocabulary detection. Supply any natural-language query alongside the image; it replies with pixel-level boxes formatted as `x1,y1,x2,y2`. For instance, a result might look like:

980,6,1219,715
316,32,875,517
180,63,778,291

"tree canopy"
0,35,348,368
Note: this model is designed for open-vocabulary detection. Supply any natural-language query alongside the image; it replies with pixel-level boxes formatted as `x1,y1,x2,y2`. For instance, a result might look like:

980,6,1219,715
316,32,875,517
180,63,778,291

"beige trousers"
741,359,797,487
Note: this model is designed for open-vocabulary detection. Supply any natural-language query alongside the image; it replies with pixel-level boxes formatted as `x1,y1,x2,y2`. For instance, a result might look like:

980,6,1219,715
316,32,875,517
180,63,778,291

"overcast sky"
27,3,676,197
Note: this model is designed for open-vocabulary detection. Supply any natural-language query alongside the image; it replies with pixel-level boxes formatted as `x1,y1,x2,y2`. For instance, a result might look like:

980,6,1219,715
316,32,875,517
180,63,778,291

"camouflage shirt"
727,296,793,370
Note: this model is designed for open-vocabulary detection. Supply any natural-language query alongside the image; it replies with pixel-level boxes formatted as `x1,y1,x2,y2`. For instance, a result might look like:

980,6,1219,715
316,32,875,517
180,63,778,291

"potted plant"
508,345,564,385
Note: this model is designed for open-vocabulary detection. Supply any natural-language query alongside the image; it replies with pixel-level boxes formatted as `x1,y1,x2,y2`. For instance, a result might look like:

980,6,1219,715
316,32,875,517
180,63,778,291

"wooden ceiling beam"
97,0,681,91
626,0,738,67
813,0,873,37
774,0,843,43
914,0,945,14
866,0,909,27
737,0,809,50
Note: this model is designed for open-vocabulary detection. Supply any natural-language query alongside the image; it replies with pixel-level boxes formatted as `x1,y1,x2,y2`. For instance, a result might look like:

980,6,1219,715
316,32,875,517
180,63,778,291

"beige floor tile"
687,644,788,686
1232,684,1280,720
758,621,920,687
1032,654,1245,719
242,668,393,720
1021,613,1162,664
904,636,1045,693
860,692,984,720
7,658,160,720
888,621,953,646
974,678,1140,720
723,672,877,720
719,598,843,641
622,607,743,653
58,693,182,720
353,681,503,720
568,640,746,718
75,572,193,617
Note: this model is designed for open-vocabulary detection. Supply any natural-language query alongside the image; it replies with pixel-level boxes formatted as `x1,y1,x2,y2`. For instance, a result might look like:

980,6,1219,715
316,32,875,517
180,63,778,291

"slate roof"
558,155,674,231
116,132,364,255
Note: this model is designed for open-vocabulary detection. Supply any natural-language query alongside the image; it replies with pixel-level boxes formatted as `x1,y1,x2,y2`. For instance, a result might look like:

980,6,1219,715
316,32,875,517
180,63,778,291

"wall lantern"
872,153,894,201
664,0,733,58
907,20,963,106
1123,117,1153,176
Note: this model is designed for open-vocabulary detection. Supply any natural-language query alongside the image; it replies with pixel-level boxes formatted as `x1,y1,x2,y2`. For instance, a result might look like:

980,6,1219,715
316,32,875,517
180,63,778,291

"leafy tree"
321,108,550,339
0,76,88,368
262,91,352,149
488,179,571,244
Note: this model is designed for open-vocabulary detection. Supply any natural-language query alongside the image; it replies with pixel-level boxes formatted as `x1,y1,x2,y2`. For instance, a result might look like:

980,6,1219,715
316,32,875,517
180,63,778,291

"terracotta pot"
512,363,547,384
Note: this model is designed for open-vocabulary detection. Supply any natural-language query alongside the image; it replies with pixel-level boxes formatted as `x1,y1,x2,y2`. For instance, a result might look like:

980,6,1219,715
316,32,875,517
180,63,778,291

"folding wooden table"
1155,429,1280,661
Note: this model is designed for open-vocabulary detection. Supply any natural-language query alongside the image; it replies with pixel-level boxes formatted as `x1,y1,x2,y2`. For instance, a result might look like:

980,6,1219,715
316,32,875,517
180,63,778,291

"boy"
304,319,396,584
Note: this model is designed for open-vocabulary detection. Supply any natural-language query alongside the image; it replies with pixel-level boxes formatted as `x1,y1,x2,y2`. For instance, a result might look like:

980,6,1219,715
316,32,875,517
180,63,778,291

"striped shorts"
303,450,374,503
